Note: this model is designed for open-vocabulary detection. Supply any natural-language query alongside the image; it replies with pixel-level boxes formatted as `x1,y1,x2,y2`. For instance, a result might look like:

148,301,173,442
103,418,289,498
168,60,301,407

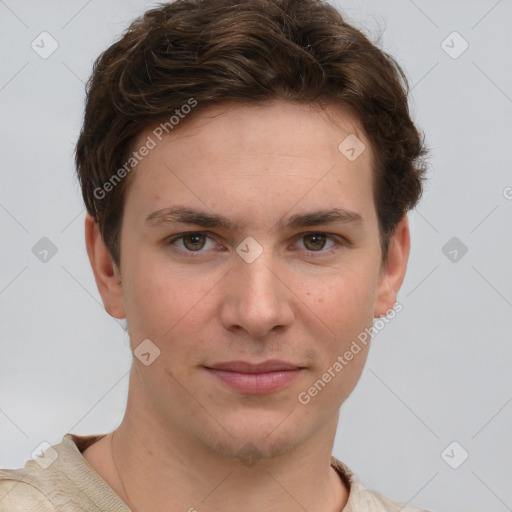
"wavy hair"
75,0,427,267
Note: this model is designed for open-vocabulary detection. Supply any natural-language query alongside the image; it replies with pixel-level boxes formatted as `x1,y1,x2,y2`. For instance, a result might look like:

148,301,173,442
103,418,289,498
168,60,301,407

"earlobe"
373,215,410,318
84,214,126,319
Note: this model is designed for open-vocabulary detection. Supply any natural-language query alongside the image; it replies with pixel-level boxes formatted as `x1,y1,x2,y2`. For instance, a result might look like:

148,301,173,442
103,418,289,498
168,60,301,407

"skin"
82,100,410,512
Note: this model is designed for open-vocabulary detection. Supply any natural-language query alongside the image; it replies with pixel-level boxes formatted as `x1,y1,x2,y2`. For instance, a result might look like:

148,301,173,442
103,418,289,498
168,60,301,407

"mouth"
204,360,305,394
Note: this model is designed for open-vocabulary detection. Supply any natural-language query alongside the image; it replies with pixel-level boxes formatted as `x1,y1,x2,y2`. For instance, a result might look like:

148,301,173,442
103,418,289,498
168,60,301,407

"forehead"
140,100,370,162
124,101,376,227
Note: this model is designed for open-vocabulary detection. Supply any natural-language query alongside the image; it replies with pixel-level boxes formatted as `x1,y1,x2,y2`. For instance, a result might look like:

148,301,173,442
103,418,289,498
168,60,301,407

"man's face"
106,101,404,460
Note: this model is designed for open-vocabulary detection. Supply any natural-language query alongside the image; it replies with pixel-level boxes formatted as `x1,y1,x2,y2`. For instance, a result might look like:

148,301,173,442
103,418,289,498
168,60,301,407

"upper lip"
205,360,303,373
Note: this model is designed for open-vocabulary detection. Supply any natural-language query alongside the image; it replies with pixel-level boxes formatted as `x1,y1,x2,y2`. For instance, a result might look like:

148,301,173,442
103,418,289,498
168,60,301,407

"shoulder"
0,433,127,512
0,470,55,511
0,433,97,512
331,457,430,512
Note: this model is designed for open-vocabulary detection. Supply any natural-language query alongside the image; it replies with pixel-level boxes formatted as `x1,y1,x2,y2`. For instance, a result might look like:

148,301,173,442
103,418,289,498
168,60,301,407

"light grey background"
1,1,511,511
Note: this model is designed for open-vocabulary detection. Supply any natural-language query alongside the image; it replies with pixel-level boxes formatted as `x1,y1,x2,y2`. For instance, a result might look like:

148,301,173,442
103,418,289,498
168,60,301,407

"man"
0,0,429,510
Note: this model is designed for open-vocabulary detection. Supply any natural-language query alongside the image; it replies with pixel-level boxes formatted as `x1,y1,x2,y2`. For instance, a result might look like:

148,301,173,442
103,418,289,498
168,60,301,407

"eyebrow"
144,206,363,231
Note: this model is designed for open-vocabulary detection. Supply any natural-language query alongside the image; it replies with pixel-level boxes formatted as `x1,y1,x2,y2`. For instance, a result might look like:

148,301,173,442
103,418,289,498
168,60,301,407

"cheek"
122,258,218,348
302,266,378,333
298,270,377,405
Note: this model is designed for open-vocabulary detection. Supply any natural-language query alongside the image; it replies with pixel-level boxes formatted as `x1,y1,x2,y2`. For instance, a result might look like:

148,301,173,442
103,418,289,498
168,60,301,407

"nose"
219,246,295,339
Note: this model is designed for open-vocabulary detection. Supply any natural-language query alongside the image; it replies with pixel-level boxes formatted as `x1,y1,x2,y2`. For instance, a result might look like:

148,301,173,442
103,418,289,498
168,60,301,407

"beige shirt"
0,434,428,511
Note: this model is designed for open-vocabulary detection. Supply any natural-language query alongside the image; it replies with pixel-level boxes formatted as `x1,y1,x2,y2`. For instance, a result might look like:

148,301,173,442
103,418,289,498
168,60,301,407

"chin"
194,413,313,463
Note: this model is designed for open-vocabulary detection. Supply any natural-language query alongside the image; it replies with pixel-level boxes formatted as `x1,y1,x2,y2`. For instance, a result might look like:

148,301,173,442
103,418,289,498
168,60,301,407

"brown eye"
182,233,207,251
302,233,327,251
167,231,220,256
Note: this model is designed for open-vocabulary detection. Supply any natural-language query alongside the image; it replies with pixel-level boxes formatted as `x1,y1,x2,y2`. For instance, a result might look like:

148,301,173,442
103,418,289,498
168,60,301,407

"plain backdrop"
0,1,511,511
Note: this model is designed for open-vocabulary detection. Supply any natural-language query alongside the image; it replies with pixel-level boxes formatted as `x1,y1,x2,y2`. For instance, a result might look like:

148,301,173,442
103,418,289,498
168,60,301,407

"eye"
295,232,343,255
166,231,346,257
168,232,218,254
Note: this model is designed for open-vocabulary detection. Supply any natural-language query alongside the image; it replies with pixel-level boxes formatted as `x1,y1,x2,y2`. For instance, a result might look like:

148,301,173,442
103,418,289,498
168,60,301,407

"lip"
204,360,304,394
207,360,302,373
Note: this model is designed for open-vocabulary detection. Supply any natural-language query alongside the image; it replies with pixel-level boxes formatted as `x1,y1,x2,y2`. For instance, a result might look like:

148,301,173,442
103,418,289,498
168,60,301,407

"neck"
100,371,349,512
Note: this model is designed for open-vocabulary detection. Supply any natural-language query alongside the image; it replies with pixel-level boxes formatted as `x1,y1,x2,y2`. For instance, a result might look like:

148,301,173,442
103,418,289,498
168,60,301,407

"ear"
374,215,410,318
85,213,126,319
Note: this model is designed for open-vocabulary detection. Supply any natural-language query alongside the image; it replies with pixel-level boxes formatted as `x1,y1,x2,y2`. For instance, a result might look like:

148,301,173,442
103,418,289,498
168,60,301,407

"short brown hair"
75,0,427,269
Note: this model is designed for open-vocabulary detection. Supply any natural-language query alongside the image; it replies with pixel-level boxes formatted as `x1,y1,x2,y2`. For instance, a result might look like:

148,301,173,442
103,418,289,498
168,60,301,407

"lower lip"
205,368,303,394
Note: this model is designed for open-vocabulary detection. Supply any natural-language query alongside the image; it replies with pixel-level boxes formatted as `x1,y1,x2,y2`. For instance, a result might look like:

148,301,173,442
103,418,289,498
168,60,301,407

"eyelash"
166,231,348,258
